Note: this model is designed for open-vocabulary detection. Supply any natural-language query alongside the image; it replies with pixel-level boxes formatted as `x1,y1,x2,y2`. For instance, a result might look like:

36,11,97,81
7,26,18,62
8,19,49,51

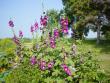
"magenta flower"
19,30,23,38
62,27,68,34
34,21,39,30
48,61,54,69
60,17,69,34
40,15,48,27
50,37,56,48
30,25,34,32
61,64,72,76
60,18,68,26
30,56,37,65
39,60,46,70
54,29,59,38
9,20,14,27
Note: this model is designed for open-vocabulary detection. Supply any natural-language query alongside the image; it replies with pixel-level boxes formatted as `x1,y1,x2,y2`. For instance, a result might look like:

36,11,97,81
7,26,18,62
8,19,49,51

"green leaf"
67,76,73,81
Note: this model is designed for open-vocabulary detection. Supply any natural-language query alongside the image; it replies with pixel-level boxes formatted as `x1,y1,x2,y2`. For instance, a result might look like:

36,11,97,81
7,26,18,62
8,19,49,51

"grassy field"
80,40,110,77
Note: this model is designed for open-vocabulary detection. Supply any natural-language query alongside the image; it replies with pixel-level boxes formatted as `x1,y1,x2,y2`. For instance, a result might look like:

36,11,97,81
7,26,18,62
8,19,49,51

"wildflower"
61,64,72,76
34,21,38,30
19,30,23,38
30,25,34,32
30,56,37,65
40,15,48,27
50,37,56,48
54,29,59,38
39,60,46,70
60,17,69,34
48,61,54,69
62,27,68,34
9,20,14,27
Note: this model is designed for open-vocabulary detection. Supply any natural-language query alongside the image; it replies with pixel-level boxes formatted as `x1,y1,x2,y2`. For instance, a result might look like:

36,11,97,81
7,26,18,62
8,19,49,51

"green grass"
80,40,110,78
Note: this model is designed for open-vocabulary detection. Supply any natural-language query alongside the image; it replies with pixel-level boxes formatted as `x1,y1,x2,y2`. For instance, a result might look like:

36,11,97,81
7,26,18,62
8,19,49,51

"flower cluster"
9,20,14,27
61,64,72,76
54,29,59,38
39,60,47,70
49,37,56,48
40,15,48,27
60,17,68,34
30,56,37,65
30,21,39,33
19,30,23,38
47,61,54,69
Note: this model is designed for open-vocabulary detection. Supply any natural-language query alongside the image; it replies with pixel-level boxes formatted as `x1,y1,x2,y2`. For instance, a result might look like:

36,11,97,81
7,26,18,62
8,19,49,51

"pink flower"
50,37,56,48
39,60,46,70
61,64,72,76
40,65,46,70
34,21,39,30
19,30,23,38
54,29,59,38
66,69,72,76
30,56,37,65
30,25,34,32
40,15,48,27
9,20,14,27
48,61,54,69
60,18,68,26
62,27,68,34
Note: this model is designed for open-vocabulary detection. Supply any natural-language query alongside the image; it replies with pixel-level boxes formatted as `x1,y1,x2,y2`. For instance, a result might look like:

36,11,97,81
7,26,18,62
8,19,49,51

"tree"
62,0,110,44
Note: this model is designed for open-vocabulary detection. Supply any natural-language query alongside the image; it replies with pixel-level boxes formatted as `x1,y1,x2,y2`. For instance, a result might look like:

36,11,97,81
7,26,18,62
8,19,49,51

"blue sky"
0,0,96,38
0,0,63,38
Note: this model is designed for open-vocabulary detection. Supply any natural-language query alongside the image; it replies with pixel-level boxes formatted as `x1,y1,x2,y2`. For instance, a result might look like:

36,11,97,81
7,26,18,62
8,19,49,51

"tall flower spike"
34,21,39,30
30,25,34,32
19,30,23,38
9,20,14,27
54,29,59,38
30,56,36,65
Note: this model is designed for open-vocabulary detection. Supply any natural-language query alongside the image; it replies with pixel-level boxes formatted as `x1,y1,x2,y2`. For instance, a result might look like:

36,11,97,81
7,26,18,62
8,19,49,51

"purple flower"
54,29,59,38
30,25,34,32
30,56,37,65
40,15,48,27
39,60,46,70
50,37,56,48
48,61,54,69
61,64,72,76
62,27,68,34
60,18,68,26
34,21,39,30
19,30,23,38
60,17,69,34
9,20,14,27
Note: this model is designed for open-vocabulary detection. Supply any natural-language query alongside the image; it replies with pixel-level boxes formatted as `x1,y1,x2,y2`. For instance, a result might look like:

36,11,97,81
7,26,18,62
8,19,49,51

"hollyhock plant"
61,64,72,76
30,25,34,32
54,29,59,38
12,35,20,45
34,21,39,30
39,60,46,70
9,20,14,27
19,30,23,38
60,17,69,34
62,27,68,34
50,37,56,48
48,61,54,69
40,15,48,27
30,56,37,65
